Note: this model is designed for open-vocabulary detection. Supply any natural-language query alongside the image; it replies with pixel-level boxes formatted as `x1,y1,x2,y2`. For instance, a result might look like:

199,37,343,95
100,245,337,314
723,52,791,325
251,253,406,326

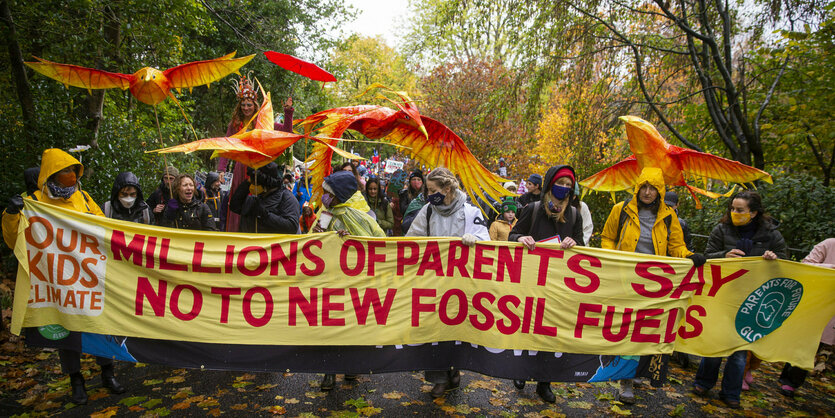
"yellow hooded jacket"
328,190,386,238
2,149,103,249
600,167,691,258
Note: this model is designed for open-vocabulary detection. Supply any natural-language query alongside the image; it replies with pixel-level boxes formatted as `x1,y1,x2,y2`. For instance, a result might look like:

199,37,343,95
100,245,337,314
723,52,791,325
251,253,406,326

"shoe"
513,380,526,390
320,374,335,391
449,370,460,390
430,382,448,398
691,385,709,397
780,384,796,398
742,380,749,391
673,352,691,368
69,373,88,405
720,396,741,409
536,382,556,403
101,365,125,394
344,374,358,381
618,380,635,404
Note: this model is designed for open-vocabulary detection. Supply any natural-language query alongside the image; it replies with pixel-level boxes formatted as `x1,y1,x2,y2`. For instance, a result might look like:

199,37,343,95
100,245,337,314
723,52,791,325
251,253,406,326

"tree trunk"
86,4,122,147
1,0,36,150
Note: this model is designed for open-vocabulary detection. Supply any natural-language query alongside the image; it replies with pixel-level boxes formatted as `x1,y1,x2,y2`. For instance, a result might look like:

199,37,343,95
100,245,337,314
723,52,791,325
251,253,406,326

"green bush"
677,173,835,260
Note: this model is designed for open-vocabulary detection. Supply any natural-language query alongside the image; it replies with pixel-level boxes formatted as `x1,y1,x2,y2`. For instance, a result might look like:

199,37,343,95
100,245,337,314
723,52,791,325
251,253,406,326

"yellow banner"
12,199,835,368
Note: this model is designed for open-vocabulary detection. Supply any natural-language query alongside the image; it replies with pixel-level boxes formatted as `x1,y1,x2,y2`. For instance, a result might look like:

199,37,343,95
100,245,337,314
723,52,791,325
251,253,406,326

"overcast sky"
341,0,411,47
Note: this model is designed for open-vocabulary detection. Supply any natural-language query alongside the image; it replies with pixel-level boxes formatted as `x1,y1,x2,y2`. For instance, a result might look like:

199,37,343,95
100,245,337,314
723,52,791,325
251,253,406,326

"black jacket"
230,181,300,234
508,165,584,245
704,221,787,259
517,191,541,208
146,181,174,225
204,171,228,230
105,172,153,224
161,199,216,231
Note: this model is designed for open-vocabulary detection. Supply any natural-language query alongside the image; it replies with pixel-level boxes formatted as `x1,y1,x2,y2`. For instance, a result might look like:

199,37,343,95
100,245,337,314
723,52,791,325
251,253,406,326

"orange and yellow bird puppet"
296,86,511,208
24,52,255,105
580,116,772,208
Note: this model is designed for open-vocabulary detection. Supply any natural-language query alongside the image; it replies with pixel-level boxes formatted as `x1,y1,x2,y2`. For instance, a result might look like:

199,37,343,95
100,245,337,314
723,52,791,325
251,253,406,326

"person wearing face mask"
692,190,785,409
600,167,703,405
2,149,125,405
161,174,216,231
314,170,384,391
406,167,490,399
229,162,300,234
104,172,153,224
506,165,585,403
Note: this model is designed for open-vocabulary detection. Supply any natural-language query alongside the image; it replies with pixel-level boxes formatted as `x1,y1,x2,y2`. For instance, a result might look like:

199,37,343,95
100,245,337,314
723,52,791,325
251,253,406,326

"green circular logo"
38,324,70,340
735,277,803,342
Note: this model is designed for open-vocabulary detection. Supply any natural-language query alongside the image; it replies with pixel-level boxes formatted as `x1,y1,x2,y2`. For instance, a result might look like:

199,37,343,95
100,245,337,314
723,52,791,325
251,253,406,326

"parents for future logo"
735,277,802,343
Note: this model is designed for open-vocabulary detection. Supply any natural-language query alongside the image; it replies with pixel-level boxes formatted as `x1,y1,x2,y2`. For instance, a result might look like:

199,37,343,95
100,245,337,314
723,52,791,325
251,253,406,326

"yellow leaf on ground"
382,391,406,399
90,406,119,418
611,405,633,415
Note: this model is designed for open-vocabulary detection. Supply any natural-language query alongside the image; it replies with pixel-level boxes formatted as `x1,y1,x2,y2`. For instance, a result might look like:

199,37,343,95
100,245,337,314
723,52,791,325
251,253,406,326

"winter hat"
551,167,576,187
527,173,542,186
503,181,518,192
324,170,358,203
500,197,517,213
247,162,281,188
409,169,424,181
162,166,179,178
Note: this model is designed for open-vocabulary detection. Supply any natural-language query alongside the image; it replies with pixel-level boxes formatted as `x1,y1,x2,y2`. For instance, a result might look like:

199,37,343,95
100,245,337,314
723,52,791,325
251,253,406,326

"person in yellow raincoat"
599,166,705,403
1,148,126,405
313,170,385,391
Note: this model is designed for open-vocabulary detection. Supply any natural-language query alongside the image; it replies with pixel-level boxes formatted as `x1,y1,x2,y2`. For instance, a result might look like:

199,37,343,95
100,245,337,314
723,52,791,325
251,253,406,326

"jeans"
694,350,748,402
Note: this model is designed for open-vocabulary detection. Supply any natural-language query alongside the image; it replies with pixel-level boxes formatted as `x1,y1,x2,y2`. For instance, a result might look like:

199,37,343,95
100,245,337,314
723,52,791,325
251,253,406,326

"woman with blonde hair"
406,167,490,398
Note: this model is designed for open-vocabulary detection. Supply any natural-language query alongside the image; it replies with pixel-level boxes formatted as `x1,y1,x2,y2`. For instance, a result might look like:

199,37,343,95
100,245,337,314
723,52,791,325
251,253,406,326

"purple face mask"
551,184,571,200
321,193,334,208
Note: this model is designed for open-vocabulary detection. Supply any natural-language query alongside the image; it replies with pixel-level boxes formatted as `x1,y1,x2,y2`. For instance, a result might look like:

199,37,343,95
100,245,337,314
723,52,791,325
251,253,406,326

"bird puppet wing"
674,147,773,185
299,104,511,209
578,156,641,194
25,57,131,92
166,52,255,93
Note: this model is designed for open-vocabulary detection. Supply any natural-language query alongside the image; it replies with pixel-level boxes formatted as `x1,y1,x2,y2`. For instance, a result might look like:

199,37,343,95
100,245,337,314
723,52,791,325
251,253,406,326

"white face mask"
119,196,136,208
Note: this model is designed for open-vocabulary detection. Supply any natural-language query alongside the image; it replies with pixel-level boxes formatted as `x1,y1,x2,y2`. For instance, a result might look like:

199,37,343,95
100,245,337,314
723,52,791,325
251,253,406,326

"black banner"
24,329,667,385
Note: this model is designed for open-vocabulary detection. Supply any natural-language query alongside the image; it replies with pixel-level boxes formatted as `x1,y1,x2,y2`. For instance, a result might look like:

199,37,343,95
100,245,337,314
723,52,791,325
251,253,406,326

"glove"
241,195,261,217
462,233,478,247
688,253,707,267
6,195,24,214
163,198,180,218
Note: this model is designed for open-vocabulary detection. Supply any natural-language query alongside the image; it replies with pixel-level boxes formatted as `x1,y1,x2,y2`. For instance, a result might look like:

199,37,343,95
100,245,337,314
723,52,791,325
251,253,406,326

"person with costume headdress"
219,74,295,231
2,149,126,405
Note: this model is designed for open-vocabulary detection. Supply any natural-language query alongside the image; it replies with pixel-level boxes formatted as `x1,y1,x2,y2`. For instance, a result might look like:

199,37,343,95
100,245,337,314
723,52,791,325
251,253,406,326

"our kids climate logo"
24,213,107,316
735,278,802,342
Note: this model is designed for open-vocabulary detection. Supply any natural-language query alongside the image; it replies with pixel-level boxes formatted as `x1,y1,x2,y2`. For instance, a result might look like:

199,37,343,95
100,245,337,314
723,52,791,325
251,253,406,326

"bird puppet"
24,52,255,105
579,116,772,208
296,85,512,208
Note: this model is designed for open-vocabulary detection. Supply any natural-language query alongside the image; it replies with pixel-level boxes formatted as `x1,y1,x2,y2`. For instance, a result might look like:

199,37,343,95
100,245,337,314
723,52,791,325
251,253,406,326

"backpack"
614,197,672,247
